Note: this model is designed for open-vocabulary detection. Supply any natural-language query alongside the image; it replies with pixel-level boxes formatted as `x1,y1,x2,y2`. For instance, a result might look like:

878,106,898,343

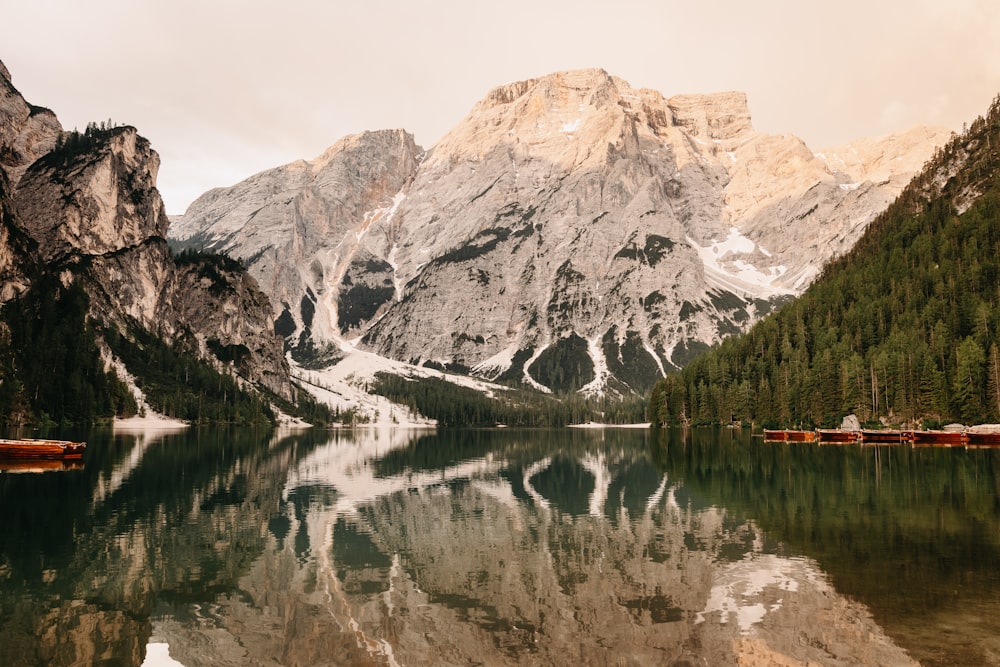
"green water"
0,426,998,666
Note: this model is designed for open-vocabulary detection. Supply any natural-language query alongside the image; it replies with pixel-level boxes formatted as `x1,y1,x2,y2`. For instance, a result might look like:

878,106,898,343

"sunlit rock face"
10,128,292,398
169,129,424,361
0,59,61,186
173,69,949,394
15,128,166,264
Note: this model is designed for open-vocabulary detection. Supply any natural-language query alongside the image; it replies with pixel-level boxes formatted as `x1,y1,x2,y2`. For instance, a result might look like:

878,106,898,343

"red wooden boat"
912,430,968,446
965,430,1000,446
860,430,914,444
763,429,817,442
0,438,86,459
817,429,860,443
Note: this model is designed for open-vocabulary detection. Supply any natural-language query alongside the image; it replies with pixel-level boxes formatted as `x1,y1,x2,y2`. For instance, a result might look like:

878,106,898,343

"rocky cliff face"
171,129,422,361
172,69,951,394
12,127,292,399
16,128,167,265
0,167,36,302
0,61,292,402
0,60,61,185
0,60,59,303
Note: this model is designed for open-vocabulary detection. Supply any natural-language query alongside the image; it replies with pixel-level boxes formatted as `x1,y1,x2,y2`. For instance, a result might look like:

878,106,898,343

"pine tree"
987,344,1000,420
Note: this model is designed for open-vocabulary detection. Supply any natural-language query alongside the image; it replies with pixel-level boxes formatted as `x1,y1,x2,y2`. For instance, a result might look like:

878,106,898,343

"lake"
1,425,998,666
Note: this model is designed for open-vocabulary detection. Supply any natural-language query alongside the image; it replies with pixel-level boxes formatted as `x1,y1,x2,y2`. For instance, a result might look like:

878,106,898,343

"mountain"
171,129,423,366
0,60,295,424
172,69,949,396
648,93,1000,428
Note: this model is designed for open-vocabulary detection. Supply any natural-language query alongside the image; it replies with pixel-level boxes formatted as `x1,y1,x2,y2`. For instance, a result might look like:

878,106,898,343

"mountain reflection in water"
1,426,998,666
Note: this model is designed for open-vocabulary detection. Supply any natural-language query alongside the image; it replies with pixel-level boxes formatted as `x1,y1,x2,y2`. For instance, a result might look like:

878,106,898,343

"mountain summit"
172,69,950,395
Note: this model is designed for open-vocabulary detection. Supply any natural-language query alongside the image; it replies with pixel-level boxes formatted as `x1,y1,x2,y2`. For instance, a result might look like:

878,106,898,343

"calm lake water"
1,426,999,666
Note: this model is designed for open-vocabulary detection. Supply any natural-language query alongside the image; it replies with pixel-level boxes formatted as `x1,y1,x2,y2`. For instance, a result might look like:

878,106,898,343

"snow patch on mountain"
688,229,793,298
294,348,517,426
561,119,581,133
580,335,611,397
472,344,518,380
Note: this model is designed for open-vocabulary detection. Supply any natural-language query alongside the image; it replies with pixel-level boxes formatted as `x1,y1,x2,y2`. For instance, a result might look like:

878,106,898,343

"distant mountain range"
171,69,949,396
0,58,958,425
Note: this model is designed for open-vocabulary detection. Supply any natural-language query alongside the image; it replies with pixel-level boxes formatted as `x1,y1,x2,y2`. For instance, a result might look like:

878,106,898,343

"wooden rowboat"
911,430,967,446
817,429,861,443
860,430,914,444
965,431,1000,446
763,429,817,442
0,438,86,459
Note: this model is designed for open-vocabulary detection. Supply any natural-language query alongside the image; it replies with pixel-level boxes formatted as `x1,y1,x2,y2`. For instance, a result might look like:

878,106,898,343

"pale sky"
5,0,999,214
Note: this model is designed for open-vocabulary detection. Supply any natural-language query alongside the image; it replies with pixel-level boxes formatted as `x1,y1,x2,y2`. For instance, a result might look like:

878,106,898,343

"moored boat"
911,430,968,446
0,438,86,459
965,430,1000,446
764,429,817,442
860,429,914,444
817,429,860,443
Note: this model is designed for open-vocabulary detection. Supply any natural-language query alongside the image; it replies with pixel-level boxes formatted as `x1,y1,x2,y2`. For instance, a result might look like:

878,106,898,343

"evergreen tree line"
0,274,135,426
649,94,1000,429
104,326,275,426
47,120,129,166
269,383,349,427
172,247,245,271
372,372,647,427
0,268,310,427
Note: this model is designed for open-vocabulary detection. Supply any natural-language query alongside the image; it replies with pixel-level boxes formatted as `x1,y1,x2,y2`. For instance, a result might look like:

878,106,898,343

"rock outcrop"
0,59,59,303
171,129,422,358
172,69,952,394
11,126,292,399
0,166,36,302
16,128,166,265
0,61,293,403
0,59,61,185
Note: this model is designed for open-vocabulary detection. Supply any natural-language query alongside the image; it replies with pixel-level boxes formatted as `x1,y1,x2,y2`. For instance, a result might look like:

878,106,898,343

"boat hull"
912,431,968,446
0,438,86,459
860,430,914,444
966,431,1000,446
764,430,817,442
818,429,860,443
